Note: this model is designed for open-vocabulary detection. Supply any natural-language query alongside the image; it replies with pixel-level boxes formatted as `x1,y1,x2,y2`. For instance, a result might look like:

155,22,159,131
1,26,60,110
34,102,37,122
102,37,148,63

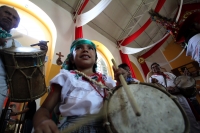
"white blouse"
50,69,116,116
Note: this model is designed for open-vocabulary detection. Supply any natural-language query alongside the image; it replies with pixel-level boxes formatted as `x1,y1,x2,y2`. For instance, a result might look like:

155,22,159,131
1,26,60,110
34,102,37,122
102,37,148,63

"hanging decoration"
118,0,166,79
119,32,170,54
76,0,112,27
117,0,166,46
56,52,64,66
149,9,179,41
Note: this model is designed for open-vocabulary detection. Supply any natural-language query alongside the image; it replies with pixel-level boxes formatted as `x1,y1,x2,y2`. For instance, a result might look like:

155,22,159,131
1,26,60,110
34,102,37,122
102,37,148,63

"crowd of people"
0,4,200,133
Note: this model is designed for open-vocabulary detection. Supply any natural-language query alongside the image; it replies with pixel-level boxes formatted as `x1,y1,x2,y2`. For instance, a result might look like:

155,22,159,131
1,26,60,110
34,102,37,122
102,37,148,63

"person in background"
10,100,36,133
183,23,200,65
149,62,200,133
33,38,126,133
0,5,48,117
181,67,191,76
118,63,139,83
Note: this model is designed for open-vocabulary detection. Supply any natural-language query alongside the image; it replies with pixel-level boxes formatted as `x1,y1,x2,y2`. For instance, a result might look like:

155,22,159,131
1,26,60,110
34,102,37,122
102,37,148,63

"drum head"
107,83,189,133
174,76,195,89
2,47,44,56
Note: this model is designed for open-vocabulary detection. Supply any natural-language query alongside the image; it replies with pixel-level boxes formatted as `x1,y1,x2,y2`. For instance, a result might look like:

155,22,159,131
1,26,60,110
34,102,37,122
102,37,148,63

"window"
96,52,108,76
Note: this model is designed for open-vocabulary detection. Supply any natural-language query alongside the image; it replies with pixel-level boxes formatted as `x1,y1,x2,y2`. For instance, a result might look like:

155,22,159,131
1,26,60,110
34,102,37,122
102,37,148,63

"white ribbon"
76,0,112,27
176,0,183,22
119,0,183,55
119,33,170,54
148,43,187,67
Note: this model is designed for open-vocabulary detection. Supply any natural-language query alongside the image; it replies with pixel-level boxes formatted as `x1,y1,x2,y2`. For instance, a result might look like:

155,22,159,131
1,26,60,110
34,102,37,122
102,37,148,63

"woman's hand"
34,119,59,133
38,41,48,51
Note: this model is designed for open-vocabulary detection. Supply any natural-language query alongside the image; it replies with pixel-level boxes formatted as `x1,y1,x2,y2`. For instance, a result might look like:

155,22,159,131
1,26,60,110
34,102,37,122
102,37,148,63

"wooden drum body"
105,83,189,133
174,76,196,98
0,47,47,102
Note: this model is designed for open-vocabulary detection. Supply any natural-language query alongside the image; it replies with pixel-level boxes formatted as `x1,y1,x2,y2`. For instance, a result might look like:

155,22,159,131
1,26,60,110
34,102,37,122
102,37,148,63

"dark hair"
118,63,129,69
183,27,199,44
151,62,160,69
0,5,17,11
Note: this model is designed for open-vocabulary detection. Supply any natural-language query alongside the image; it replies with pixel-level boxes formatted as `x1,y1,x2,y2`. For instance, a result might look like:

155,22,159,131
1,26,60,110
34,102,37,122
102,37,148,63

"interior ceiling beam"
117,0,155,42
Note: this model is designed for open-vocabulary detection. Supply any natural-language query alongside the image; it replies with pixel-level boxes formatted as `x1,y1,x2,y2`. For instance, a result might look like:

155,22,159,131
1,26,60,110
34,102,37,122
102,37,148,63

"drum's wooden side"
106,83,189,133
0,49,47,102
175,76,197,97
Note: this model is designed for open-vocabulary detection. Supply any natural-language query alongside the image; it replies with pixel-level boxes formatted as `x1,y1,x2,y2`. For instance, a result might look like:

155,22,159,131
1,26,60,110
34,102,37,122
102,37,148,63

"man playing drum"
149,62,200,133
0,5,48,117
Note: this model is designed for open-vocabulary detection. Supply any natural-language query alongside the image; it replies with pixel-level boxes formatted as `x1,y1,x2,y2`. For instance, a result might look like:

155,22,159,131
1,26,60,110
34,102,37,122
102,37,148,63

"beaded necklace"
74,70,112,98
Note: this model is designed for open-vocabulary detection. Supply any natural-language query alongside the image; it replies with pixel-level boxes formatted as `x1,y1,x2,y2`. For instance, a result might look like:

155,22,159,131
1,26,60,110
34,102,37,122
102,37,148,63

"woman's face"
72,44,96,70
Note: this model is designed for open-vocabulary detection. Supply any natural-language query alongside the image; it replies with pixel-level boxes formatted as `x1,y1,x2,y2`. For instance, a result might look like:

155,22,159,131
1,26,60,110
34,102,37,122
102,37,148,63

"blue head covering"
61,38,97,71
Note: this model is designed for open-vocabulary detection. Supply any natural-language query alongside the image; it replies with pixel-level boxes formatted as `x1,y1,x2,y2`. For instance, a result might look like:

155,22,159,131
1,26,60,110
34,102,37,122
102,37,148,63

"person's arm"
10,108,29,116
33,83,61,133
113,66,128,85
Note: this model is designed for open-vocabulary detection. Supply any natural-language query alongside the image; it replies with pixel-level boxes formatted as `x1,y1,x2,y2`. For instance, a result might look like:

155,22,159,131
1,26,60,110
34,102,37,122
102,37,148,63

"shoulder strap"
162,73,168,88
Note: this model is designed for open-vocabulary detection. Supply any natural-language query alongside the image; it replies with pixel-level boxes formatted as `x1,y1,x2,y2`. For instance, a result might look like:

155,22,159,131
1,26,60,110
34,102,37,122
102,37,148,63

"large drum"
174,76,196,97
104,83,189,133
0,47,47,102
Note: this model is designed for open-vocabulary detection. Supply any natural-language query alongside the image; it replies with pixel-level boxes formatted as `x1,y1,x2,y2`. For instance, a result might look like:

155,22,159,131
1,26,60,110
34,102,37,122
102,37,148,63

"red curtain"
75,0,89,39
120,51,136,78
118,0,166,46
118,0,166,78
75,27,83,39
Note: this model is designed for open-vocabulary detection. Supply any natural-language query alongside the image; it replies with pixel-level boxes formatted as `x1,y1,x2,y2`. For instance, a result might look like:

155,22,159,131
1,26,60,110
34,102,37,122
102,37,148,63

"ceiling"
52,0,200,66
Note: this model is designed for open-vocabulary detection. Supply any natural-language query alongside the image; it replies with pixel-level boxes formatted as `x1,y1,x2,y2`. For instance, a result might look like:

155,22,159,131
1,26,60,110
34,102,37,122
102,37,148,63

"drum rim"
104,82,190,133
174,76,196,89
0,47,45,55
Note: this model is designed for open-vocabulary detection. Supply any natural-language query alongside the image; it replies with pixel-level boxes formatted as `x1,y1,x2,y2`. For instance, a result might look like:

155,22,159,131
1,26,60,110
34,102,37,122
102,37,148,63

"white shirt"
186,33,200,64
149,72,176,88
0,39,22,95
50,69,116,116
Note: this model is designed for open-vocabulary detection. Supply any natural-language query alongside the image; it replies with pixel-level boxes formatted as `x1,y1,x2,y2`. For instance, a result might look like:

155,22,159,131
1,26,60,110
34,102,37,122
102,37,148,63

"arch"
130,62,144,82
92,40,115,79
0,0,57,107
0,0,57,79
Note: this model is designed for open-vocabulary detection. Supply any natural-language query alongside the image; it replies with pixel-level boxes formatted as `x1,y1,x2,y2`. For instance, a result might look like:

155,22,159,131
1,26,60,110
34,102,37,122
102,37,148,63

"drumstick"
30,41,49,47
111,59,141,116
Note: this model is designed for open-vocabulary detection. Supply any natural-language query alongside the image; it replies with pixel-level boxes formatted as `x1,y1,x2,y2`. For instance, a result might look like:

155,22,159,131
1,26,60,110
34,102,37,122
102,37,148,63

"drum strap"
162,74,168,88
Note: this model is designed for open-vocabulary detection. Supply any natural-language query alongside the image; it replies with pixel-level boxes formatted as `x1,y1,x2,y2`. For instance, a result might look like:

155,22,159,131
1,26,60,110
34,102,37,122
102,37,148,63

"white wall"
30,0,123,65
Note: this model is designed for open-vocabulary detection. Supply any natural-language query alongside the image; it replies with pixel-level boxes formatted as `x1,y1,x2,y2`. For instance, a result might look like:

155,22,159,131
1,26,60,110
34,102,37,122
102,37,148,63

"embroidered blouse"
50,69,116,116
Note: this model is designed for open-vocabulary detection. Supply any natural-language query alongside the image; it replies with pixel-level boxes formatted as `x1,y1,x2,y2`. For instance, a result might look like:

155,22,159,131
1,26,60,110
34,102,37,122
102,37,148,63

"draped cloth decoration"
76,0,112,27
74,0,89,39
75,26,83,39
118,0,166,78
119,33,170,54
118,0,166,46
138,33,170,76
120,51,136,78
